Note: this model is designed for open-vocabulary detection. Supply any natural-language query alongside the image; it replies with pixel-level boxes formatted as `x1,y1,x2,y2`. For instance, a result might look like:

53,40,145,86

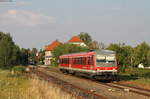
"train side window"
73,57,86,65
78,58,80,64
88,56,93,65
76,58,79,64
73,58,77,64
79,57,81,65
88,57,91,65
82,57,86,65
63,58,65,64
67,58,69,64
64,58,66,64
61,58,69,64
62,59,64,64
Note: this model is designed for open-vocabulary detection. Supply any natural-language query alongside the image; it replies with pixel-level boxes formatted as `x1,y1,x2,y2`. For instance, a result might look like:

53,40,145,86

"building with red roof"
44,40,61,65
45,40,61,51
68,36,87,47
44,36,87,65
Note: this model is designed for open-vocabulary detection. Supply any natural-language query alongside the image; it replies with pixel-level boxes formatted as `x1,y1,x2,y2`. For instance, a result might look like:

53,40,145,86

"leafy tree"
107,42,150,69
147,50,150,66
78,32,92,45
52,43,89,66
19,48,29,65
132,42,150,67
0,32,19,68
29,48,38,64
88,41,105,50
11,45,20,65
78,32,103,50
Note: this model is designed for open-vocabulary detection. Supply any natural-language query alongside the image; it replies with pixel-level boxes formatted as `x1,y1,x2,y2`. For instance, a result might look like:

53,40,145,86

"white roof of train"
60,50,115,57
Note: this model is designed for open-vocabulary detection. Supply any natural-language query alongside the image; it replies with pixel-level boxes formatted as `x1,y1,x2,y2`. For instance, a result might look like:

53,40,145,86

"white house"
44,40,61,65
68,36,87,47
44,36,86,65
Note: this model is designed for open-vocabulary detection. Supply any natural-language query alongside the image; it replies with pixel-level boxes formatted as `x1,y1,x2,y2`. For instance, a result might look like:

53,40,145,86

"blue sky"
0,0,150,49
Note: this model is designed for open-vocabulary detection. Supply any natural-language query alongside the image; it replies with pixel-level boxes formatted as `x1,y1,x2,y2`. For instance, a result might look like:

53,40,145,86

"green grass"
119,68,150,88
119,68,150,79
134,78,150,85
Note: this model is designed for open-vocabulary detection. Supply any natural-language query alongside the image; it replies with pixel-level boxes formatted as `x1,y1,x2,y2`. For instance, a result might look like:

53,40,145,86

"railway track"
78,74,150,98
73,76,150,98
40,66,150,98
102,82,150,97
31,68,107,99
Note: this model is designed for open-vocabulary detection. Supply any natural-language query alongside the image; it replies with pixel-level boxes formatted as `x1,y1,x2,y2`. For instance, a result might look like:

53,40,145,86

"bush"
118,66,127,73
12,66,26,76
123,67,150,79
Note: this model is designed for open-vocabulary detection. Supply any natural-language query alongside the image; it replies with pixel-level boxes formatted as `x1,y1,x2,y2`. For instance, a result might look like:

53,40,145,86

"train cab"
92,50,118,80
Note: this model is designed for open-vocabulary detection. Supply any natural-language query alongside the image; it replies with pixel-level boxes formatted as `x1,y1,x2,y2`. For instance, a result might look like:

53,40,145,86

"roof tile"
45,40,61,51
68,36,83,42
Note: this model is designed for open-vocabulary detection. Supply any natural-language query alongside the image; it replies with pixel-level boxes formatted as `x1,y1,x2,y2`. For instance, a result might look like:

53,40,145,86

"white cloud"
0,10,55,26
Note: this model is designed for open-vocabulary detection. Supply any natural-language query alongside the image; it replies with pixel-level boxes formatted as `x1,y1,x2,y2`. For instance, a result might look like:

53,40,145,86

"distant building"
44,40,61,65
44,36,86,65
68,36,87,47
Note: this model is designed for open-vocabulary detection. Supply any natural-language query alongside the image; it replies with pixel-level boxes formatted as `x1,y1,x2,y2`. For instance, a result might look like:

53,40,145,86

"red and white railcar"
59,50,118,80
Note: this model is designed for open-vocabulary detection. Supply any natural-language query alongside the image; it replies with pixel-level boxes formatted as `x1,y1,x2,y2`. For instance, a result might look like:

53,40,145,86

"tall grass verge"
0,69,76,99
21,78,76,99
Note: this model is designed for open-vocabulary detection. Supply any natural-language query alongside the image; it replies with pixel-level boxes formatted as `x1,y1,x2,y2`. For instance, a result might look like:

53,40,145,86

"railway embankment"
45,66,150,91
33,66,150,99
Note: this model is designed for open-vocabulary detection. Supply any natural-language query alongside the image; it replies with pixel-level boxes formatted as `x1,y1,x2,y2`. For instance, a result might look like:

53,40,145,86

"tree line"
0,31,150,69
107,42,150,68
0,32,44,69
52,32,150,69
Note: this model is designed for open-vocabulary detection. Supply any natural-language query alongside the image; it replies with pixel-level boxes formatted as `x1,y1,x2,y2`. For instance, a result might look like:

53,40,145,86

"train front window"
96,54,116,67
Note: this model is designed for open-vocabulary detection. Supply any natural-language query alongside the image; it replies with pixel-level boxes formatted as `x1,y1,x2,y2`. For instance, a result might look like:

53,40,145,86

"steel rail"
107,82,150,97
44,67,150,98
32,68,107,99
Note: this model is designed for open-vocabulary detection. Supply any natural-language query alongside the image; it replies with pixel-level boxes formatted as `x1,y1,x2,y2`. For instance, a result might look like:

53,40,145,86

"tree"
52,43,89,66
78,32,92,45
132,42,150,67
107,42,150,69
147,50,150,66
29,48,38,64
88,41,105,50
78,32,104,50
0,32,19,68
19,48,29,65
